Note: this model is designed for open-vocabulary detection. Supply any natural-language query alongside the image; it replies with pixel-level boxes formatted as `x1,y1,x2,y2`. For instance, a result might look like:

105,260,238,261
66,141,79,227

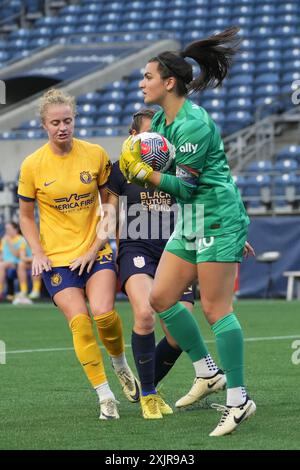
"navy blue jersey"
106,161,176,257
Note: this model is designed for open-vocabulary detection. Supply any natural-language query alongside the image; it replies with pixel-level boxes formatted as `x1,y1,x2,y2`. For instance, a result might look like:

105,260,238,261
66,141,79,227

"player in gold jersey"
18,89,139,420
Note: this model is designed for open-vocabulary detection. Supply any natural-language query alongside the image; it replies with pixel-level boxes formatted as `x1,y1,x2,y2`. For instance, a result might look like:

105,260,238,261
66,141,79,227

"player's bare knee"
91,303,115,317
149,292,167,313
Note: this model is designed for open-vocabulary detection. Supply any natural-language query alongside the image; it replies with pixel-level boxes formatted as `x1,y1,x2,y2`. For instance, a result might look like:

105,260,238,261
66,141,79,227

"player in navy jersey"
71,109,194,419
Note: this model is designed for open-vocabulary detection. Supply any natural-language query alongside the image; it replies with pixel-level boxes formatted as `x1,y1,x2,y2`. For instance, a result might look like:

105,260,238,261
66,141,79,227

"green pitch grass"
0,300,299,450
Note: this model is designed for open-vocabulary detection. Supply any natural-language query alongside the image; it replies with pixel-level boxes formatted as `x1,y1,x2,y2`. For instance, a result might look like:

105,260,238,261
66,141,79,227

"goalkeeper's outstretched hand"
119,136,153,183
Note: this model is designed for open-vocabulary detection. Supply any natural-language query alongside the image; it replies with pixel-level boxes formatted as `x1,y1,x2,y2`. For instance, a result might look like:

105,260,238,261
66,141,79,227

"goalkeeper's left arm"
119,137,199,201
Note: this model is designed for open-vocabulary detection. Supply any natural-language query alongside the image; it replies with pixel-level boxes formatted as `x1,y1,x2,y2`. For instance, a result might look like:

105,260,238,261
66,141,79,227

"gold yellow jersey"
18,138,112,267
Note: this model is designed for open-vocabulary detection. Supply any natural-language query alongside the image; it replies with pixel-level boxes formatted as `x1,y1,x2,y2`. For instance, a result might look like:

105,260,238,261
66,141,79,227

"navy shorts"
43,252,116,300
117,247,194,305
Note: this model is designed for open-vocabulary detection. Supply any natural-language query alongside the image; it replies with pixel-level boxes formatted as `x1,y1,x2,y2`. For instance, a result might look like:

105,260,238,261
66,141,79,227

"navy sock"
131,331,156,395
154,336,182,387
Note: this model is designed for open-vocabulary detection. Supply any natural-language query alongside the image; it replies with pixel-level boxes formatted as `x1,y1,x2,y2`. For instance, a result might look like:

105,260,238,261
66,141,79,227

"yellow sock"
32,278,41,294
69,314,107,388
0,283,3,295
94,310,125,357
20,281,28,295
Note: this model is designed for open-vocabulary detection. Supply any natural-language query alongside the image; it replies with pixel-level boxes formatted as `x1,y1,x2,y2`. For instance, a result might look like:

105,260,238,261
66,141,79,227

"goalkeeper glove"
119,136,153,182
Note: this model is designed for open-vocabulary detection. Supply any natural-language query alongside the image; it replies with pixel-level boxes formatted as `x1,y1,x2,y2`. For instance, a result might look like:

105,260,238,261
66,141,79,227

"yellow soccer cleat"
156,393,173,415
140,394,163,419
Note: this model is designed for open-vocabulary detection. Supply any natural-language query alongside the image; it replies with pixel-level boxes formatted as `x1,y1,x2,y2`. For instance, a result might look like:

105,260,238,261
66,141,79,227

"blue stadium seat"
245,160,273,173
283,49,300,62
201,87,227,100
96,116,120,126
77,117,95,128
124,1,144,11
235,50,255,63
77,92,102,105
224,111,253,134
254,84,280,99
94,128,120,137
227,98,253,113
77,14,100,25
19,119,40,130
164,20,185,31
77,104,98,116
253,15,276,28
273,174,298,204
28,38,51,49
185,18,206,29
229,74,254,86
243,174,271,204
282,37,300,50
125,90,144,102
123,102,144,114
275,25,297,37
76,129,95,138
24,130,45,139
277,3,299,15
104,81,127,92
256,50,282,62
164,8,187,20
274,159,298,173
201,99,225,112
276,146,300,162
231,62,255,74
98,103,122,116
255,73,280,85
101,90,126,104
256,37,281,51
227,85,253,99
98,13,121,25
122,11,142,21
256,61,281,73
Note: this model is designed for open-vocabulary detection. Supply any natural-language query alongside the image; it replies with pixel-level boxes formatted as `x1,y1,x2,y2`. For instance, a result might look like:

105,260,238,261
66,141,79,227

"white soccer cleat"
12,293,33,305
113,365,140,403
175,370,226,408
99,398,120,420
209,398,256,436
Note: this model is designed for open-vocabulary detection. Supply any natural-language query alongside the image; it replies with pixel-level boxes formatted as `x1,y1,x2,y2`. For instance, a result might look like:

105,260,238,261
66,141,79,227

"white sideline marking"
6,335,300,355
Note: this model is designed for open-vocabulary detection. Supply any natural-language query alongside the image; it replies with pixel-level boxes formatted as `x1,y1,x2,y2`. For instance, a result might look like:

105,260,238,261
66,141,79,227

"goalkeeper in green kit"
119,27,256,437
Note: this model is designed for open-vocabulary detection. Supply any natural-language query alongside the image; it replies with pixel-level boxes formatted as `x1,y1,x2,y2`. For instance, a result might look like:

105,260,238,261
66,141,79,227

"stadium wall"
240,216,300,299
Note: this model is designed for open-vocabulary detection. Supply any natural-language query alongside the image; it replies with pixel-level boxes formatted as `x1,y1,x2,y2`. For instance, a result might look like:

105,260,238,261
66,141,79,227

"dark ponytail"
150,26,240,96
183,26,241,92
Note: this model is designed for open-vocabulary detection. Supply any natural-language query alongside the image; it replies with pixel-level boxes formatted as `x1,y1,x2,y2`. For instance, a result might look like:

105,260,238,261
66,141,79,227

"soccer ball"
134,132,175,172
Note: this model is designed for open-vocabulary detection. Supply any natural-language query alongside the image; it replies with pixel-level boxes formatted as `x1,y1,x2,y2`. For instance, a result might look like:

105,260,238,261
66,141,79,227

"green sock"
158,302,208,362
211,313,244,388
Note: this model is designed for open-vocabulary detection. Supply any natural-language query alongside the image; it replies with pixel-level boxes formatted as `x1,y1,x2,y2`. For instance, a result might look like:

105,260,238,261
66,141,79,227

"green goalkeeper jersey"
151,99,249,238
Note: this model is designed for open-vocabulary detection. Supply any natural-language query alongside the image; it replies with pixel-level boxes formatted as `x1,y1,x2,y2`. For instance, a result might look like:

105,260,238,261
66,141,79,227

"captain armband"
176,164,200,188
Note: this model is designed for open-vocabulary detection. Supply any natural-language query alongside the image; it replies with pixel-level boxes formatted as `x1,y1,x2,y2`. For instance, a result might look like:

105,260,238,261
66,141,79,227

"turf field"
0,300,299,450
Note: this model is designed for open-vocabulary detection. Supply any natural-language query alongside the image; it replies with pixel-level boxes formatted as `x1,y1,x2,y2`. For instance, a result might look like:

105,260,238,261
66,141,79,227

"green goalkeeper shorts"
165,226,248,264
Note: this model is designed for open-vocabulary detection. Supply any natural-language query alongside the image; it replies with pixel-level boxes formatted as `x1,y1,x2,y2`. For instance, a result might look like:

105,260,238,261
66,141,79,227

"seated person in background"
0,221,31,302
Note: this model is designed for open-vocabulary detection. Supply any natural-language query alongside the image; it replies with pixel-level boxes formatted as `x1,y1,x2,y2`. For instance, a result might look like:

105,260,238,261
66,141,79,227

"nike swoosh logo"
138,358,152,365
198,247,210,254
207,376,223,389
44,180,56,187
234,409,248,424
